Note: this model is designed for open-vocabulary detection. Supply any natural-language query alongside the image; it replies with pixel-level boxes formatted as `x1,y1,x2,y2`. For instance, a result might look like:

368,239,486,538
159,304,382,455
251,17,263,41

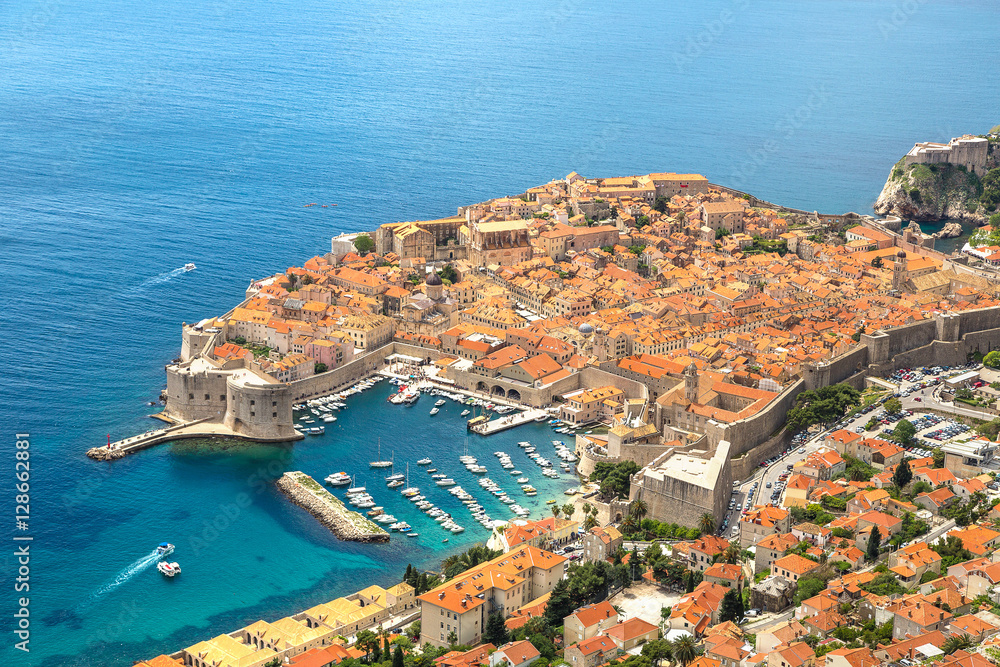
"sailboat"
370,439,393,468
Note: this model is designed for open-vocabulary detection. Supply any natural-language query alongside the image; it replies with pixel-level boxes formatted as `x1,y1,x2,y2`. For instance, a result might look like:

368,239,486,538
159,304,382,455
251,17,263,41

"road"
902,392,997,421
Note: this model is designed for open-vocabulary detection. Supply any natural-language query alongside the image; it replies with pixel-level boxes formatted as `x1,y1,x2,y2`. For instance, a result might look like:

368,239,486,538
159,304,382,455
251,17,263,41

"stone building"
628,440,731,527
904,135,989,175
468,219,532,267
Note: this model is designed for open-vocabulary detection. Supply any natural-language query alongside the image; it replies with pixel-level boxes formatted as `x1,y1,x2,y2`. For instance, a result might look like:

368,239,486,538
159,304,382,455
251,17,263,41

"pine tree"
719,588,744,623
484,610,509,646
867,526,882,562
543,578,575,626
893,459,912,489
685,570,695,593
392,645,404,667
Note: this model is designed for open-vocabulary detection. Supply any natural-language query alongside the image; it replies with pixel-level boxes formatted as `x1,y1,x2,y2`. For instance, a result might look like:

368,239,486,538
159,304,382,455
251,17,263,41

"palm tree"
583,502,593,516
562,503,575,520
723,544,741,565
584,514,598,530
699,513,716,535
621,514,638,535
673,635,696,667
551,505,561,519
630,499,649,521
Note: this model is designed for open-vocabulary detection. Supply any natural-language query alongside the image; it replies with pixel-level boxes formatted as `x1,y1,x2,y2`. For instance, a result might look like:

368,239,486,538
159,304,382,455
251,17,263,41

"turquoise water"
2,0,999,663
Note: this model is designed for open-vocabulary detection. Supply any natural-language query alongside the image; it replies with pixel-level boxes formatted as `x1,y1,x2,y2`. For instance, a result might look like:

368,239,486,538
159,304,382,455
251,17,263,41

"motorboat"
430,408,439,416
436,478,456,487
435,399,446,407
322,415,336,423
387,480,404,489
346,486,366,495
406,532,419,538
183,263,196,271
386,473,406,482
157,542,174,556
325,472,352,486
157,561,181,577
417,458,432,465
306,426,325,435
517,477,529,484
461,410,470,417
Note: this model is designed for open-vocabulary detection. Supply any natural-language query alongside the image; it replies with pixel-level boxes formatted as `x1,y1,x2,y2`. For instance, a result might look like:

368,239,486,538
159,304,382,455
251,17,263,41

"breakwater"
276,471,390,543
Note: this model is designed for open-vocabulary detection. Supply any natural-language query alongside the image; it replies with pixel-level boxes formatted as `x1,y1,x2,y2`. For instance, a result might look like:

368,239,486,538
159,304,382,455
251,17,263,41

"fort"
903,134,989,175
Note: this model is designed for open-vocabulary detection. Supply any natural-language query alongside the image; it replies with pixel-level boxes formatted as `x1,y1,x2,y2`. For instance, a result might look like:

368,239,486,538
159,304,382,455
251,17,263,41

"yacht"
156,542,174,556
417,458,432,465
325,472,352,486
430,407,439,416
346,485,366,495
157,561,182,577
435,478,456,487
385,472,406,482
435,399,446,407
322,415,336,423
306,426,325,435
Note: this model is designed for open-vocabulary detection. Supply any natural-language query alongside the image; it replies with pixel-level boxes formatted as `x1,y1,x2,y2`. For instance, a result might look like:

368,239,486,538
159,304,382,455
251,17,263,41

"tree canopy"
354,233,375,254
787,384,861,429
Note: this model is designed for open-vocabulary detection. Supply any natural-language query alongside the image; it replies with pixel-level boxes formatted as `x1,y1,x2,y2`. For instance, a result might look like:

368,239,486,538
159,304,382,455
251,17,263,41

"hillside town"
140,171,1000,667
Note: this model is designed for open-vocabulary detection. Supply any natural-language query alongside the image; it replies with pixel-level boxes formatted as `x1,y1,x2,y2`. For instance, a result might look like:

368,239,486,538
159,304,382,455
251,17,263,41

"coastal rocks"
86,447,127,461
874,166,985,223
276,472,389,543
933,222,964,239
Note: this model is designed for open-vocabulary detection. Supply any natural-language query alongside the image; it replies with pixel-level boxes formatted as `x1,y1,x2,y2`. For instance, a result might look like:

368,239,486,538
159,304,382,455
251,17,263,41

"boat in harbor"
370,440,393,468
385,472,406,482
387,480,404,488
430,407,439,416
417,458,432,465
306,426,325,435
435,399,446,407
157,561,181,577
461,410,470,417
325,472,352,486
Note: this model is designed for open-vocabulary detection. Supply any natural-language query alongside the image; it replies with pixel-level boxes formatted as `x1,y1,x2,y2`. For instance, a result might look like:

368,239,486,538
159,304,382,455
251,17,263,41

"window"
250,400,255,406
250,412,255,417
273,412,277,418
220,395,226,401
272,401,277,406
189,393,194,399
205,393,210,400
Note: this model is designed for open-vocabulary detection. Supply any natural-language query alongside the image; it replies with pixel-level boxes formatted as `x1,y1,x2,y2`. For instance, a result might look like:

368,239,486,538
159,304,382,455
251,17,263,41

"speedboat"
157,561,181,577
157,542,174,556
417,458,432,465
435,399,446,407
461,410,470,417
430,408,439,416
386,473,406,482
183,263,196,271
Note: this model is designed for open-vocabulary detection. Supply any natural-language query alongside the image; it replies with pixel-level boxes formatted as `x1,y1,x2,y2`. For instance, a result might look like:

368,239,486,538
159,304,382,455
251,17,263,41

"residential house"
489,640,540,667
562,601,619,646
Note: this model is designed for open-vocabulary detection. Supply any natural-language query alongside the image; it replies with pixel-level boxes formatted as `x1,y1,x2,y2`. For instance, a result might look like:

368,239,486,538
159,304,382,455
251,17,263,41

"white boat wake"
126,265,194,295
83,548,164,606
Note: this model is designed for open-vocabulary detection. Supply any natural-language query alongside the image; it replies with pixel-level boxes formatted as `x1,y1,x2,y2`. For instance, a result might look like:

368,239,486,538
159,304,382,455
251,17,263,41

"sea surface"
1,0,999,663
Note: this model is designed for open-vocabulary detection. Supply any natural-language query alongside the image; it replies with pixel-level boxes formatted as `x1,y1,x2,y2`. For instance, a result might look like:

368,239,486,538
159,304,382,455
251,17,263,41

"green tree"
894,419,916,446
446,630,457,647
893,459,912,489
543,578,575,626
985,351,1000,369
699,513,716,535
356,630,378,663
438,264,458,283
653,196,668,213
562,503,575,520
867,526,882,562
354,233,375,255
872,256,883,269
719,588,744,623
529,633,556,659
484,611,509,646
551,505,561,519
392,646,404,667
884,397,902,414
315,362,328,374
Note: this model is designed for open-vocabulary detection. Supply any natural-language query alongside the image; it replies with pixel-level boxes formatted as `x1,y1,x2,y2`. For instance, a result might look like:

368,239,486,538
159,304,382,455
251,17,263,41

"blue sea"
1,0,998,663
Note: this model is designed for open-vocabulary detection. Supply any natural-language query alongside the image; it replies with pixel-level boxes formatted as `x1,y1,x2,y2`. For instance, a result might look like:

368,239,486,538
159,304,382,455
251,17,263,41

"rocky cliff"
874,137,1000,223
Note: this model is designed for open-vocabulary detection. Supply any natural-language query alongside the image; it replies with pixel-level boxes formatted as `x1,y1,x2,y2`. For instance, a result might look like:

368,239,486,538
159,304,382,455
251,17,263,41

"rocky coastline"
276,471,390,543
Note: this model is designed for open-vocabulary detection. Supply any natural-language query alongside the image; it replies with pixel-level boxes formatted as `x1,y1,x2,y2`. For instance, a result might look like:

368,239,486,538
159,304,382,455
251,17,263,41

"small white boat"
407,532,419,538
158,561,181,577
430,408,439,416
322,415,336,423
387,480,404,488
461,410,470,417
417,458,432,465
436,478,456,487
306,426,325,435
435,399,446,407
183,263,196,271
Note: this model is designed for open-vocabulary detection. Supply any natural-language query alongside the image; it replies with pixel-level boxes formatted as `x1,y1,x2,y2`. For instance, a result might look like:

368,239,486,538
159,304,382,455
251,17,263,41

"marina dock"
469,408,548,435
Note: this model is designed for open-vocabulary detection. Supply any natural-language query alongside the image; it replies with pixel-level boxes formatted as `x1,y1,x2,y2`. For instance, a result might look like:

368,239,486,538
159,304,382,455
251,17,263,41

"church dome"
896,249,907,258
578,322,594,335
426,272,443,286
